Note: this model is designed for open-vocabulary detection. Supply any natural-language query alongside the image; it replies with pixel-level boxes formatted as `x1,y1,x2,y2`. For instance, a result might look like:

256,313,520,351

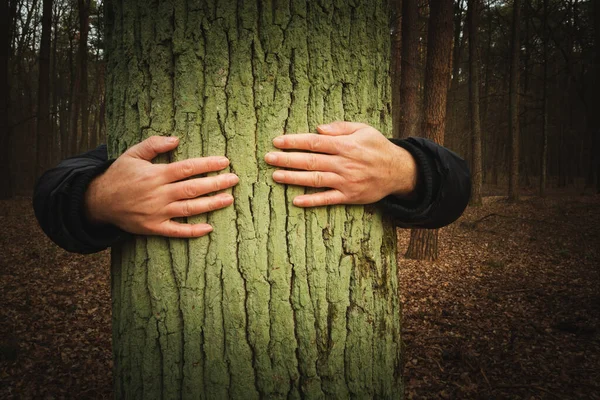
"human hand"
84,136,239,237
264,121,418,207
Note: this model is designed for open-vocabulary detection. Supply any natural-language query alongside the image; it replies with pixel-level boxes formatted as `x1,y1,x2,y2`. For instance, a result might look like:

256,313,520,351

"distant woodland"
1,0,598,199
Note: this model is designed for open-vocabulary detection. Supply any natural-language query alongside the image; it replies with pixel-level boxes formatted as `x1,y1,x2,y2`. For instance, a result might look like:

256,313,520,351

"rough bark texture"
508,0,521,202
405,0,454,261
105,1,401,398
36,0,53,178
398,0,419,139
468,0,482,206
0,0,13,199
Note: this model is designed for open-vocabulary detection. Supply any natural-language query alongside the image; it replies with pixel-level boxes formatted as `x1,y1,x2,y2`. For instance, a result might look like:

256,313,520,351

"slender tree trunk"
540,0,549,197
106,0,401,398
36,0,53,178
77,0,90,153
399,0,420,139
468,0,482,206
594,0,600,192
508,0,521,201
0,0,13,199
405,0,454,261
392,0,403,138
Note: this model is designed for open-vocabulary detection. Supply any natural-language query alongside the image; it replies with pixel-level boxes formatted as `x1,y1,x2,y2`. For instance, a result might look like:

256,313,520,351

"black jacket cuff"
378,138,440,225
66,160,130,253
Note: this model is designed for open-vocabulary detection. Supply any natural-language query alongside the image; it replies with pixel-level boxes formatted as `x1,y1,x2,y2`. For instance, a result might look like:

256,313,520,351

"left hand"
264,121,418,207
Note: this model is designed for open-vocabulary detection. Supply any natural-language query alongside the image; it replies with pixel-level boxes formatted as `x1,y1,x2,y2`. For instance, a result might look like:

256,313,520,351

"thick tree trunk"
36,0,53,178
398,0,420,139
105,0,401,398
405,0,454,261
468,0,482,206
0,0,13,199
508,0,521,201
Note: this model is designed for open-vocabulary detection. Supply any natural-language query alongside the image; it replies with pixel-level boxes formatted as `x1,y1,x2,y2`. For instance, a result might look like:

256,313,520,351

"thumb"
317,121,369,136
126,136,179,160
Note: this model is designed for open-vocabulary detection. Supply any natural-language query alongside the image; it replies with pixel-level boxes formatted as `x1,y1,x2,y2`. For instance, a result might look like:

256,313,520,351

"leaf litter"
1,194,599,399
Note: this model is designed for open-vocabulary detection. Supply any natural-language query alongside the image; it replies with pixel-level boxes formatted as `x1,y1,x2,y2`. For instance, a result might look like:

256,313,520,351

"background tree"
105,0,401,397
35,0,52,178
398,0,420,139
405,0,455,261
468,0,483,205
508,0,521,201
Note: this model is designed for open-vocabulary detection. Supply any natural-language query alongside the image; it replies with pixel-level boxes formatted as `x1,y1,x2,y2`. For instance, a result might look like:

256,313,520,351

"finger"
127,136,179,160
317,121,369,136
157,221,214,238
164,156,230,182
271,134,339,154
166,193,234,218
292,190,347,207
168,173,239,200
272,170,342,188
265,151,340,172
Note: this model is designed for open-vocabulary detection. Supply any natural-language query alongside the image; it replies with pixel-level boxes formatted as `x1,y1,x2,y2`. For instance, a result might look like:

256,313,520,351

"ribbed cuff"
67,159,129,253
377,137,440,224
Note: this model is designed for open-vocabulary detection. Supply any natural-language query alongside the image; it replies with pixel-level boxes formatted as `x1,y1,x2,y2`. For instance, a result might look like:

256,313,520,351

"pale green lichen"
107,0,401,398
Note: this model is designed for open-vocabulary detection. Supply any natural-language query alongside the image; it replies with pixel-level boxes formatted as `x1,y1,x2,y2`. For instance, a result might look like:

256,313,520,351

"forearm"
379,137,470,229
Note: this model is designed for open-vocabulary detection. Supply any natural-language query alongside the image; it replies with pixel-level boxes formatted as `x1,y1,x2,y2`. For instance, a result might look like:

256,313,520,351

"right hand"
84,136,239,238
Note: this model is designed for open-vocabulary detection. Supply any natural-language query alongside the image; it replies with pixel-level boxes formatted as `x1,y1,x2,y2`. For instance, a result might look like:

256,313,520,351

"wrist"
388,143,419,200
84,172,111,226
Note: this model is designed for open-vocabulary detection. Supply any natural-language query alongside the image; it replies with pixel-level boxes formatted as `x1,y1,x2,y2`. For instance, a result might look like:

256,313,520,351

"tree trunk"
0,0,13,199
76,0,90,153
391,0,402,138
540,0,549,197
105,1,401,398
398,0,420,139
405,0,454,261
594,0,600,192
508,0,521,201
468,0,482,206
36,0,53,178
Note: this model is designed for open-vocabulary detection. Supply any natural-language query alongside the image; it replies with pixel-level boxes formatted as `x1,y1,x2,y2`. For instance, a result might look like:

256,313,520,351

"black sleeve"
33,145,130,254
378,137,471,229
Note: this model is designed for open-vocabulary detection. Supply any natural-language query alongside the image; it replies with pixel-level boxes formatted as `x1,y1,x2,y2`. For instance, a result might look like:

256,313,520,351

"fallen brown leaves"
0,198,112,399
399,194,600,399
0,194,598,399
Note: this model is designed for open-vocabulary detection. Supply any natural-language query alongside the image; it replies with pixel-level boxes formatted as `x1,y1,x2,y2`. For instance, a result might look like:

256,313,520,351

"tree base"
405,228,439,261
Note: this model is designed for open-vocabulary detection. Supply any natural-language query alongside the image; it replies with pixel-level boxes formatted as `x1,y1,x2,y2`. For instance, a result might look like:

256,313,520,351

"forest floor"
1,192,599,399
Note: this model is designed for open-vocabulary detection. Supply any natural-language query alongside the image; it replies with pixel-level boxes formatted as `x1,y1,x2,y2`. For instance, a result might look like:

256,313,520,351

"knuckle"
308,154,318,170
181,200,193,216
183,182,197,198
313,172,323,187
309,136,321,151
179,160,195,177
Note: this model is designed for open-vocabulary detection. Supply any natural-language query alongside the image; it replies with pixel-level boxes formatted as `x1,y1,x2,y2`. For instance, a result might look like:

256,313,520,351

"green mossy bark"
106,0,400,398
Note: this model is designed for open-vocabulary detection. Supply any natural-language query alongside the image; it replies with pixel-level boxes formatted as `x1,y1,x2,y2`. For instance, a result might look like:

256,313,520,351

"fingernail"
167,136,179,143
265,153,277,163
273,171,284,181
229,174,239,184
218,157,229,167
318,124,331,132
273,137,284,146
